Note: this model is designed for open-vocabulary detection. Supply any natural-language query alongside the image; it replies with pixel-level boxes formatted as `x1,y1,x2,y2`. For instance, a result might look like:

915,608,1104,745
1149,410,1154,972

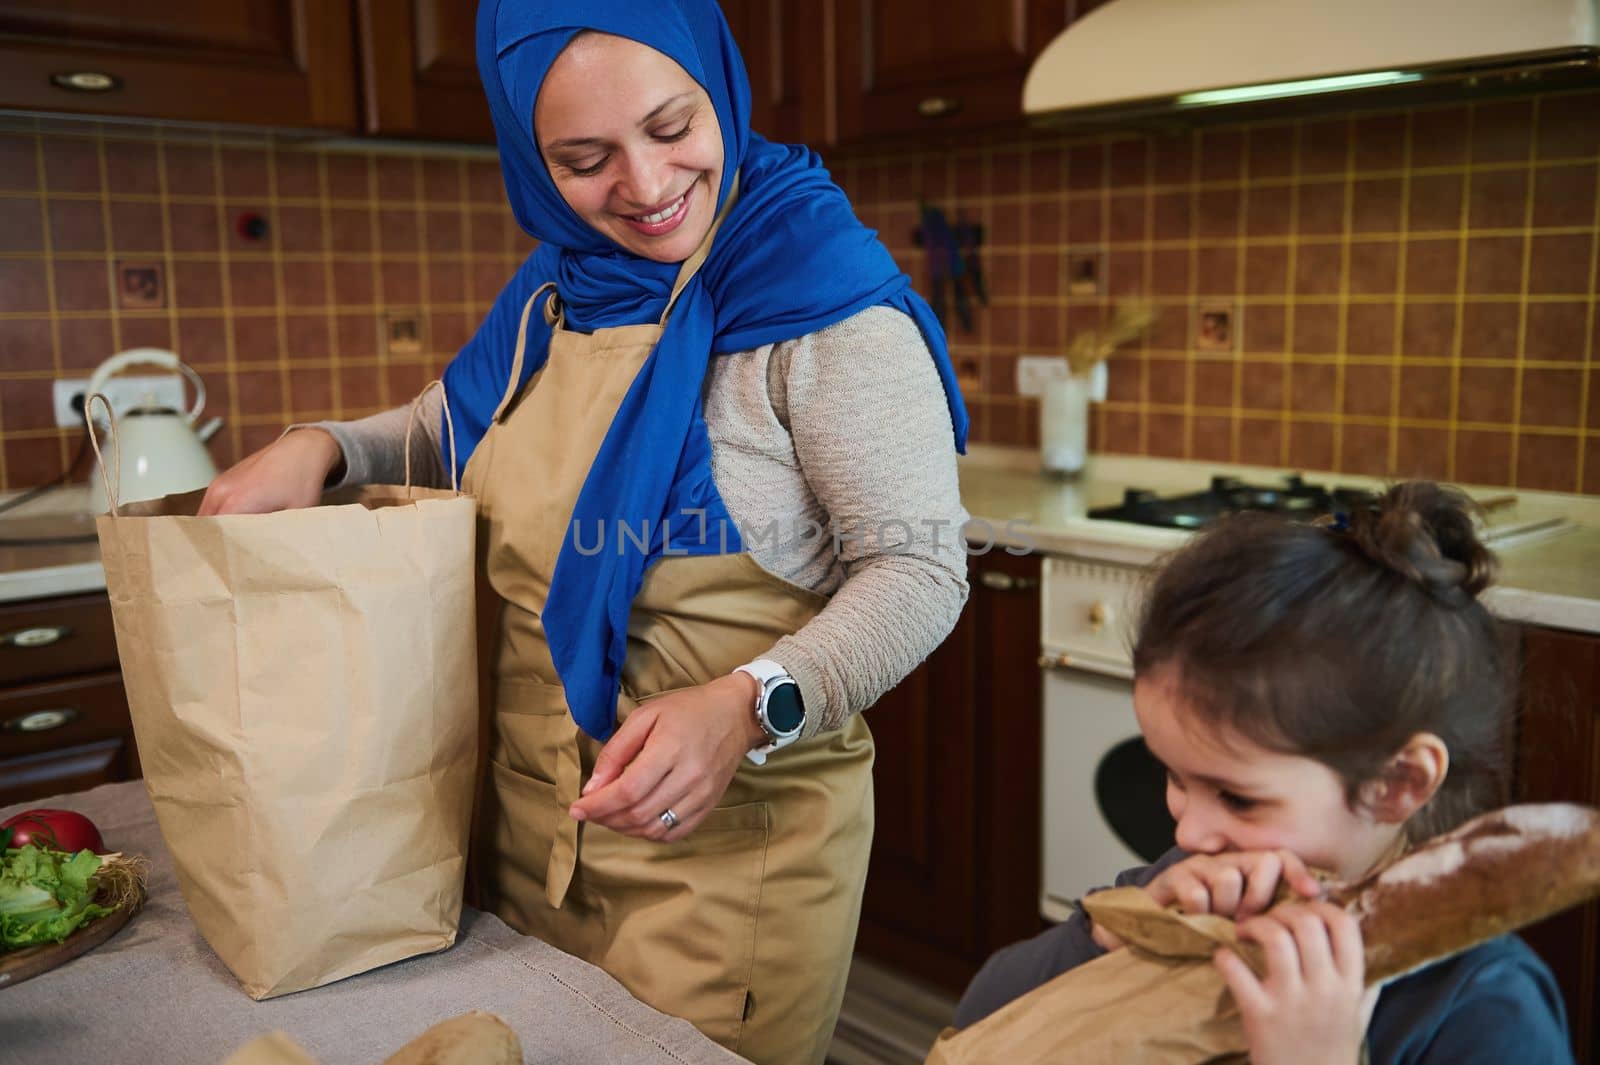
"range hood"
1024,0,1600,123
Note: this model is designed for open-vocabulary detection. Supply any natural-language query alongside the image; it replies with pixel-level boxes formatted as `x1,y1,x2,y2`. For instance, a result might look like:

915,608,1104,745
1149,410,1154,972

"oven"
1039,554,1176,921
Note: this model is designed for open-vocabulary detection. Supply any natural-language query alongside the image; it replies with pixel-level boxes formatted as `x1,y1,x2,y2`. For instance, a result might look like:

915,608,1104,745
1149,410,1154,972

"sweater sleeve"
953,848,1188,1029
289,386,447,491
760,305,970,737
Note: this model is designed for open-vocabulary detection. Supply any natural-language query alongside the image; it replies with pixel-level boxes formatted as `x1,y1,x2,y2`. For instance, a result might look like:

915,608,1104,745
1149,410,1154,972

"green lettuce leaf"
0,844,114,951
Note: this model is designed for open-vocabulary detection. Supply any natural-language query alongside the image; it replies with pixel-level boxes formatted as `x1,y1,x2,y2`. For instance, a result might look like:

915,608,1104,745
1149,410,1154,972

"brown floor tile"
5,437,67,488
1102,409,1142,453
1027,144,1065,194
1243,245,1288,295
990,202,1023,248
283,314,332,362
1146,412,1187,458
283,261,330,310
1586,438,1600,494
170,259,223,311
168,202,220,253
1107,192,1145,242
332,261,376,307
230,317,282,365
1400,302,1456,359
1151,190,1190,240
1025,305,1061,348
220,147,271,198
994,149,1025,196
1247,125,1295,179
1240,360,1286,410
327,155,374,201
1067,143,1105,190
1028,251,1063,298
1105,252,1144,297
1148,360,1188,406
1410,106,1470,168
288,367,336,418
176,316,228,365
1151,247,1191,296
163,143,216,197
228,259,278,309
1,377,55,431
380,261,423,306
1147,304,1190,351
109,200,165,253
1195,247,1238,296
1296,180,1346,236
1065,197,1102,245
337,314,380,361
429,263,467,307
41,138,101,194
1353,114,1407,172
1245,184,1292,237
1027,199,1062,246
277,206,326,254
376,157,418,201
379,207,422,254
56,316,114,372
274,151,321,199
118,316,172,351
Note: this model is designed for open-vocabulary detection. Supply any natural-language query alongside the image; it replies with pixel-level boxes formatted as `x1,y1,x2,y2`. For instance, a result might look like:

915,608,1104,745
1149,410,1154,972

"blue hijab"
450,0,967,740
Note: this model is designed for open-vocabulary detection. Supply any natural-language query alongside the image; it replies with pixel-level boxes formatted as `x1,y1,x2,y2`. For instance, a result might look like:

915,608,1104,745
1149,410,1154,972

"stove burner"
1091,474,1376,530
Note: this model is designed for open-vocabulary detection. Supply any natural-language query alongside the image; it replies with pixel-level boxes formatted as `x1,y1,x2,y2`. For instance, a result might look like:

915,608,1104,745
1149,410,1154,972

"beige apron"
461,203,874,1065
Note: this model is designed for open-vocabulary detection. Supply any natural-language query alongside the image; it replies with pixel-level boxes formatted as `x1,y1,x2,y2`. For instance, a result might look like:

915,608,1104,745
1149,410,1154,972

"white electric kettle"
86,348,220,512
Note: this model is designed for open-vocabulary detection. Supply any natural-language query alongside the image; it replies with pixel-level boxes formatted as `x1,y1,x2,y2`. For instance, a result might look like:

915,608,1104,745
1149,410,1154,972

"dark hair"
1132,481,1516,842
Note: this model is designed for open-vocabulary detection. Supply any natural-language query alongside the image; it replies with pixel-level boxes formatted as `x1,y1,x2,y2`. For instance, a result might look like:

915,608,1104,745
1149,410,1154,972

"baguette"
1328,803,1600,984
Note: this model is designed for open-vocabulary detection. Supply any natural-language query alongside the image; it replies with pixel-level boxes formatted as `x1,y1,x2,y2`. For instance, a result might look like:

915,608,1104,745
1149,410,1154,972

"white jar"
1041,373,1092,477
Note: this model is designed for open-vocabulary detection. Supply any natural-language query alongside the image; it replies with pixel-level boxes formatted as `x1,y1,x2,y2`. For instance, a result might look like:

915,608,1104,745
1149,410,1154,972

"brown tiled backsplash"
1,90,1598,495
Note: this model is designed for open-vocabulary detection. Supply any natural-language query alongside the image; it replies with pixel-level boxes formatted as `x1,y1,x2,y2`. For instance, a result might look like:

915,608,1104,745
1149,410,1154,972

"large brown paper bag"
89,384,478,999
925,888,1257,1065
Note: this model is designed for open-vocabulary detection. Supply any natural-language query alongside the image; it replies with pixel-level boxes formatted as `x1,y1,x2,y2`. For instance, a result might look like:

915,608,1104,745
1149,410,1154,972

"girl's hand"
1148,850,1323,921
1215,901,1372,1065
197,428,342,515
567,672,764,842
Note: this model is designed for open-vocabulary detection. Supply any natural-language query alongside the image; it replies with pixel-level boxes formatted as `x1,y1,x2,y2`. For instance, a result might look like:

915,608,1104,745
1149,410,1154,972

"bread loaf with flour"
1328,803,1600,984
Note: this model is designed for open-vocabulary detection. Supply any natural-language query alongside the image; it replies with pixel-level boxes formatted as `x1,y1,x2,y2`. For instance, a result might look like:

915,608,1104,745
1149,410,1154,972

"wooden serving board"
0,894,141,990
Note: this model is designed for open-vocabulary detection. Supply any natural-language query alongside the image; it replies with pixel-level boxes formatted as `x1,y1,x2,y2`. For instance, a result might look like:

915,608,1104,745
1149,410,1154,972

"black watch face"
766,681,805,735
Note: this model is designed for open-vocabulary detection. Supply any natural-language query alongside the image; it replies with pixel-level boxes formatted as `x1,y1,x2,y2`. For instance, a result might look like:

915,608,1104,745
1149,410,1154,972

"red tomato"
1,808,105,853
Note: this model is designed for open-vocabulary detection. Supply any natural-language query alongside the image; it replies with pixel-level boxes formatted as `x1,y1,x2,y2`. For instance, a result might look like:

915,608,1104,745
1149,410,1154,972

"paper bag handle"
404,379,459,496
84,392,123,517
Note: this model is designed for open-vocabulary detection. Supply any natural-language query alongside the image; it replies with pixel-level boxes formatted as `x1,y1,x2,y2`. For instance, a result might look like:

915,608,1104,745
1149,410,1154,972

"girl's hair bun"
1343,482,1496,601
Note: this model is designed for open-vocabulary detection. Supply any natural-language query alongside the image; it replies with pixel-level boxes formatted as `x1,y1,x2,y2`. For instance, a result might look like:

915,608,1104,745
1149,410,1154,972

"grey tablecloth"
0,781,743,1065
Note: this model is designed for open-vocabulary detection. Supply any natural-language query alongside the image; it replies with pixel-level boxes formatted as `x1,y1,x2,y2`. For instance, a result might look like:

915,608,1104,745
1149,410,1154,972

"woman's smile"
619,181,695,237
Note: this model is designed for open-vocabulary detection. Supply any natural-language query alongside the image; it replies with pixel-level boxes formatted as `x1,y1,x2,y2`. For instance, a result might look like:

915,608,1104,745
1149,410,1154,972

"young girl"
956,482,1572,1064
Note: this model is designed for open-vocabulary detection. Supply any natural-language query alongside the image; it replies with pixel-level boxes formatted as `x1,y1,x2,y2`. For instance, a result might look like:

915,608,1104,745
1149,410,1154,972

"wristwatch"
733,658,805,765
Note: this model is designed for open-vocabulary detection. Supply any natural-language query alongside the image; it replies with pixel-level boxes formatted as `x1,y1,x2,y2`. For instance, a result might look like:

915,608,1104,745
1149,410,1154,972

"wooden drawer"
0,594,119,687
0,670,130,760
0,738,136,808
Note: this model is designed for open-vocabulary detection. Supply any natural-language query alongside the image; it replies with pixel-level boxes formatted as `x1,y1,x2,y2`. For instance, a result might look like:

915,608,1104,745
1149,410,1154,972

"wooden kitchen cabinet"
354,0,492,143
721,0,832,146
855,548,1045,994
1515,624,1600,1065
832,0,1069,143
0,592,139,808
0,2,357,131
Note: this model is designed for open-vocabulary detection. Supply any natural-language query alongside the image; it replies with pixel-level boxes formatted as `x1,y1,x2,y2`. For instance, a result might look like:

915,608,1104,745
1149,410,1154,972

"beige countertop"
955,446,1600,635
4,459,1598,632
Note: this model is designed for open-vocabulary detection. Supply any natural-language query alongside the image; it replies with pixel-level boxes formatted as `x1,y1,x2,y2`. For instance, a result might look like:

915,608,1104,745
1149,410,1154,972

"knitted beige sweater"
314,305,968,737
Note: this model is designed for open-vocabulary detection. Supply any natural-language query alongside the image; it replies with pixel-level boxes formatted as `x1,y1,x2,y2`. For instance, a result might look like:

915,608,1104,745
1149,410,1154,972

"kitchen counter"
956,447,1600,635
4,462,1599,632
0,781,741,1065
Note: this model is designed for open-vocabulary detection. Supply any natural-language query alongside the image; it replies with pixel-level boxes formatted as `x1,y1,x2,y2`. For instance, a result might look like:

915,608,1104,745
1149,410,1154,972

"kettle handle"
86,348,206,424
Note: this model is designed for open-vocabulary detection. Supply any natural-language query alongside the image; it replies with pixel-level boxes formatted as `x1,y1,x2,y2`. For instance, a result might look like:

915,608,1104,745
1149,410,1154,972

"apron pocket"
583,799,771,1051
481,759,565,929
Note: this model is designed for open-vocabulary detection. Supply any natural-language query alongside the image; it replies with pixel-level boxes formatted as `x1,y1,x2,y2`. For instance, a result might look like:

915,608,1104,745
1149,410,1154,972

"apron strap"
659,169,742,326
492,281,559,424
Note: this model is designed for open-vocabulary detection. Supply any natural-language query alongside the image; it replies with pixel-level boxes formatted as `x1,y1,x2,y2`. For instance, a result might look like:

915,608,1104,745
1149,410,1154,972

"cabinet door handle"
980,571,1039,592
3,625,72,648
918,95,961,118
1037,652,1073,670
3,707,81,733
50,71,123,93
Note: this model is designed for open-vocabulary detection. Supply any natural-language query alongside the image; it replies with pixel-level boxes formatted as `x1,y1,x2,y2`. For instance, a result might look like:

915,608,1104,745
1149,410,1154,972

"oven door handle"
1038,650,1133,680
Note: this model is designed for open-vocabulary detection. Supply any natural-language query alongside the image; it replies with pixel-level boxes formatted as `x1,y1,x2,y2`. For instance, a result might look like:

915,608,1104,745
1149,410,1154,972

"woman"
200,2,968,1061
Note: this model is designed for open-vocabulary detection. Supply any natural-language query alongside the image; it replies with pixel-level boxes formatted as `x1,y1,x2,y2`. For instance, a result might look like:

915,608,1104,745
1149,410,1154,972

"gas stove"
1087,474,1379,530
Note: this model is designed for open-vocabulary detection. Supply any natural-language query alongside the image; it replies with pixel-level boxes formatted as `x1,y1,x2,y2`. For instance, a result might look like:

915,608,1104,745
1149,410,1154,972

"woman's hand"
567,672,765,842
197,428,342,516
1148,850,1323,921
1215,901,1374,1065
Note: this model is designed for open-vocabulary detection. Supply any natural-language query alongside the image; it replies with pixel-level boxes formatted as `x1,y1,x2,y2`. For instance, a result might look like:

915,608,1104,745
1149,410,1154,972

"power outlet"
1016,355,1070,397
53,375,188,428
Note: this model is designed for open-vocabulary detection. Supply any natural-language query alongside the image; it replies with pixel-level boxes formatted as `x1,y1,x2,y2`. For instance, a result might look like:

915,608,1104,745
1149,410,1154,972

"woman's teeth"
633,193,685,224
